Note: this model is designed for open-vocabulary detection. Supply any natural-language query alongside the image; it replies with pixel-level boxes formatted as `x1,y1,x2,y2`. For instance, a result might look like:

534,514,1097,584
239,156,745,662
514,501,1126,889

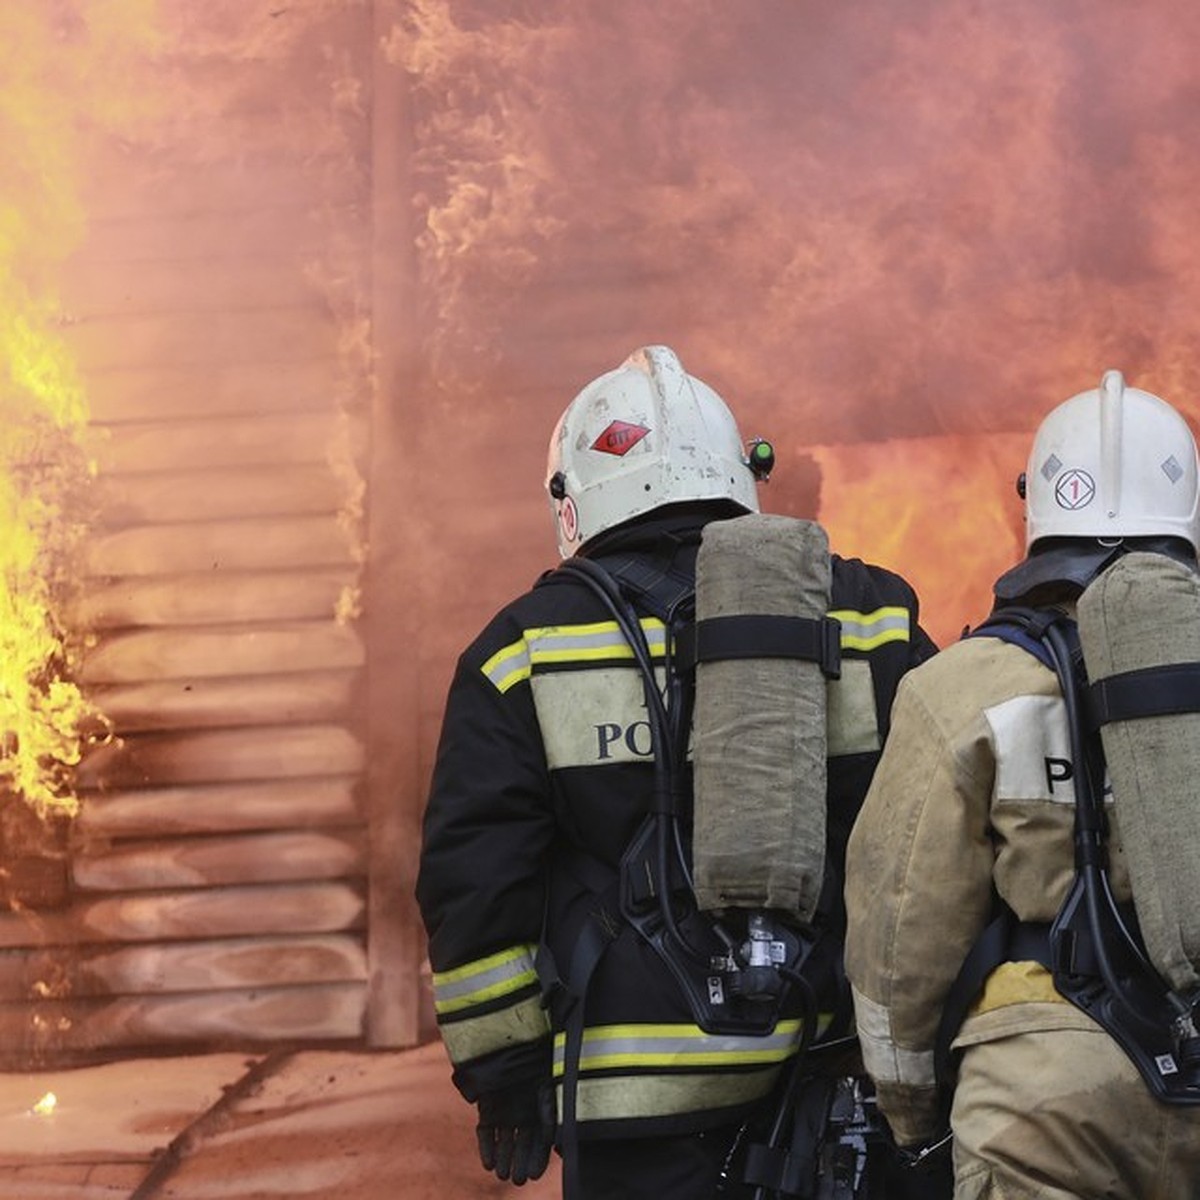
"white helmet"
1024,369,1200,555
545,346,763,558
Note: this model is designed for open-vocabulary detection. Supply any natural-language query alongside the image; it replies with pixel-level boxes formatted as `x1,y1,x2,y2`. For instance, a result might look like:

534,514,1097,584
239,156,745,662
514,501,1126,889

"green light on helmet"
747,438,775,481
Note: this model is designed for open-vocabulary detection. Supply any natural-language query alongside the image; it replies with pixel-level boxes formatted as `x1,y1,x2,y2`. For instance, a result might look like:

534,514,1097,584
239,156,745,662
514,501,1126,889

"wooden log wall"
0,2,423,1065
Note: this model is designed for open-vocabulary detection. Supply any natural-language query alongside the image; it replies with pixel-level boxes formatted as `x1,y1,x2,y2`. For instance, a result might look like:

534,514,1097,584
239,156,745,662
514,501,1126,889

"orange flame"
0,2,161,816
814,435,1028,647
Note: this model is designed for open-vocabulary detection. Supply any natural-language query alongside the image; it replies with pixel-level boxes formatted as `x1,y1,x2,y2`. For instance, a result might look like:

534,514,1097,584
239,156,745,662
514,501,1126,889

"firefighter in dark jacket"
416,345,937,1198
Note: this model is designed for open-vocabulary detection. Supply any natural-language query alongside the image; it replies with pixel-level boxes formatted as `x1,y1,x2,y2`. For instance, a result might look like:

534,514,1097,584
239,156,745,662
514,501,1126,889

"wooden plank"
71,830,367,891
67,306,341,375
85,358,342,423
65,249,339,318
80,622,364,684
81,518,361,578
63,202,356,270
90,464,346,525
68,569,354,629
74,778,362,838
76,725,365,789
0,934,367,999
0,983,367,1058
0,882,366,948
85,411,363,473
77,152,364,223
87,670,357,732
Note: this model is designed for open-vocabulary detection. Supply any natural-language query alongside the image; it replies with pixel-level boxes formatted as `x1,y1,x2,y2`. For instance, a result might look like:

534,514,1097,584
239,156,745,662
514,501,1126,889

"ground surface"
0,1040,562,1198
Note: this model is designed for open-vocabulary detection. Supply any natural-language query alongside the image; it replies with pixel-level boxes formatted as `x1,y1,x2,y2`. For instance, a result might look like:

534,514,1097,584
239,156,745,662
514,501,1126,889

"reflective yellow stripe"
481,619,667,694
971,960,1068,1015
481,640,533,694
480,604,907,700
552,1017,826,1075
432,945,539,1015
829,606,910,651
484,604,909,694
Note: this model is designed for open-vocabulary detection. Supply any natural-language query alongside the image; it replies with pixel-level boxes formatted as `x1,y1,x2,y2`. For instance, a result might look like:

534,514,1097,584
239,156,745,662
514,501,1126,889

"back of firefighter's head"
544,345,762,558
1022,369,1200,558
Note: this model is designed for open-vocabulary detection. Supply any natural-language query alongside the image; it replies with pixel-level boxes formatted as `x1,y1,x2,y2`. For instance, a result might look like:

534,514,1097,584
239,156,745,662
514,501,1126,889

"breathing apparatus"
1043,608,1200,1103
545,346,840,1035
953,370,1200,1106
543,349,896,1200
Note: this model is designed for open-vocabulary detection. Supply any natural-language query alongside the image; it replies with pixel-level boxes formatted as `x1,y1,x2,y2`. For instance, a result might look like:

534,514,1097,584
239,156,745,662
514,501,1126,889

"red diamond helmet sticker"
591,420,650,456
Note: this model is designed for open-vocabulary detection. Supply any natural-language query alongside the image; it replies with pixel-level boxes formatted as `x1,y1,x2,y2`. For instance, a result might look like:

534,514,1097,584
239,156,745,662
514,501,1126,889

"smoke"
394,1,1200,419
10,0,1200,693
387,0,1200,643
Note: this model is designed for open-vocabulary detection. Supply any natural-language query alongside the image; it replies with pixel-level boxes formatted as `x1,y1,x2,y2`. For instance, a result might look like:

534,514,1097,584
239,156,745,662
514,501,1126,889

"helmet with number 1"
545,346,762,558
1024,369,1200,555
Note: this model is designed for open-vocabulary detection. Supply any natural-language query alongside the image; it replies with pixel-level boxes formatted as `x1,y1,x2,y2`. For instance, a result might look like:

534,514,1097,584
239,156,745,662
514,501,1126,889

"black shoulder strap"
589,548,695,623
965,604,1062,671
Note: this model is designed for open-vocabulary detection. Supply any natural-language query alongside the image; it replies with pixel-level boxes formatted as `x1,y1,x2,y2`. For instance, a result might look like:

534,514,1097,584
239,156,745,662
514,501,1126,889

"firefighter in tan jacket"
845,371,1200,1199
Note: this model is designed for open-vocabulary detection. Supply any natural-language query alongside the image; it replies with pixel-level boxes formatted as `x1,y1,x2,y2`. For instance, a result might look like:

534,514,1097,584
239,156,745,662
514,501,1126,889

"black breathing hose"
556,559,699,957
1044,620,1183,1022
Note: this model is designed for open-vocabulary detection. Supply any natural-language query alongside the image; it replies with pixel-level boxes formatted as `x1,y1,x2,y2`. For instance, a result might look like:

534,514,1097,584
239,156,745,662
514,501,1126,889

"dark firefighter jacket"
416,511,937,1140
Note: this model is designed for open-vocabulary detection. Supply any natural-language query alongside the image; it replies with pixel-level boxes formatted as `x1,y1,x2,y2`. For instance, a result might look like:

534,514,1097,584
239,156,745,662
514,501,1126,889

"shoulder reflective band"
1088,661,1200,728
481,618,669,693
675,614,841,679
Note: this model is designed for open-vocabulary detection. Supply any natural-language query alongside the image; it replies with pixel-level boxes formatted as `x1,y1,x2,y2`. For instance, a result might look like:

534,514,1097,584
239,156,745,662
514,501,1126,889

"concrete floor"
0,1040,561,1198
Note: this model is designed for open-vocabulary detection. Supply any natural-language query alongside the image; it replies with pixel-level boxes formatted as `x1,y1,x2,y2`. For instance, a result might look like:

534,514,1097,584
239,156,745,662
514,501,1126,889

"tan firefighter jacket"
843,629,1133,1146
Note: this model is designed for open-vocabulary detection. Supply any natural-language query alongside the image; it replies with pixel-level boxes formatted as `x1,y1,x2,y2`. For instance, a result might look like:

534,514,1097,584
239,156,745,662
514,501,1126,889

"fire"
813,434,1029,647
31,1091,57,1117
0,2,160,818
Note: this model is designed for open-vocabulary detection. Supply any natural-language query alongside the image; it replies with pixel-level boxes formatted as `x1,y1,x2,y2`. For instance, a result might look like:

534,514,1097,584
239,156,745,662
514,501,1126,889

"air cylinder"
1078,550,1200,993
691,513,831,923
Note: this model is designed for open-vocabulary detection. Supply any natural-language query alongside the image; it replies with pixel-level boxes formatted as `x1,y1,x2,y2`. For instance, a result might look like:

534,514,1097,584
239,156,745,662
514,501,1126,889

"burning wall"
3,0,1200,1059
0,1,384,1060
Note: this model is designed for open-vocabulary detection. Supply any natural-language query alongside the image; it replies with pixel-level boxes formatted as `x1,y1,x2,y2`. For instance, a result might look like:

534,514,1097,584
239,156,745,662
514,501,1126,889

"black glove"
475,1081,556,1185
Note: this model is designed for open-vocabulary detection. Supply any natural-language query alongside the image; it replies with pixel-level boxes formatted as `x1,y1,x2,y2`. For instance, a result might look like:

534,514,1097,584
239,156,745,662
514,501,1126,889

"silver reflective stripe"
831,606,910,651
852,986,936,1087
438,993,551,1065
433,945,539,1015
553,1019,804,1073
484,608,908,693
481,618,667,694
481,639,531,694
567,1065,785,1122
527,620,667,663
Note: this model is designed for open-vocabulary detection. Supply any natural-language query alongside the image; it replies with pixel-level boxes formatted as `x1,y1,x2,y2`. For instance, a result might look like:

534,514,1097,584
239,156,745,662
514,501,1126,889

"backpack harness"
935,604,1200,1109
534,547,903,1198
